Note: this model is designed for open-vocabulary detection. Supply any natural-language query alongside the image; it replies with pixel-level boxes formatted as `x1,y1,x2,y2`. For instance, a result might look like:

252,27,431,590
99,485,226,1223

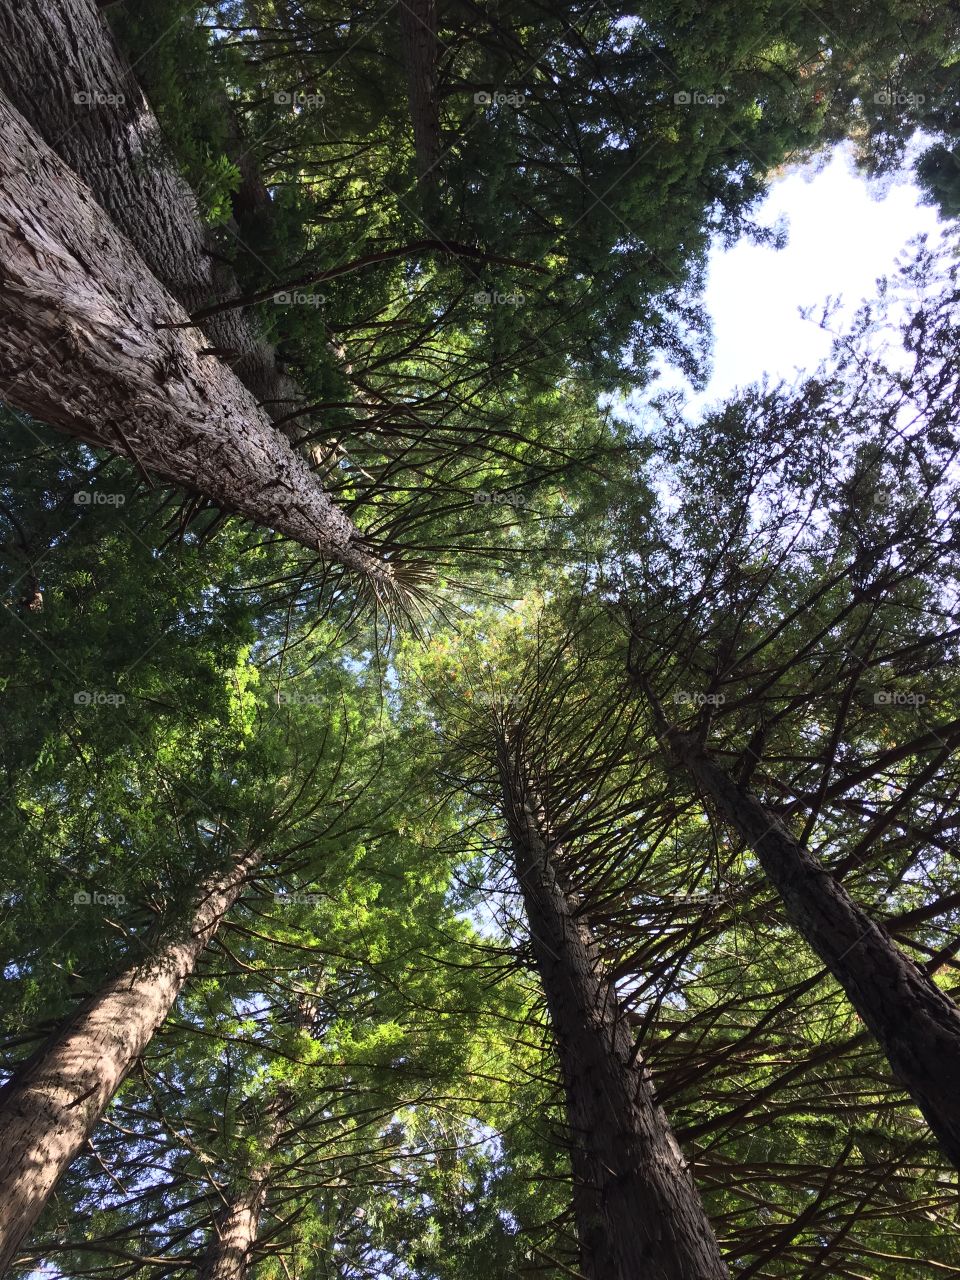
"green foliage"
5,5,960,1278
108,1,246,224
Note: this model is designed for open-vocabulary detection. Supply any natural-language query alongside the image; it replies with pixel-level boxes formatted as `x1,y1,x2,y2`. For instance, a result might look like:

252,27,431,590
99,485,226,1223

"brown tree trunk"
196,1077,294,1279
198,1177,270,1280
0,848,263,1271
0,89,386,580
399,0,441,186
0,0,305,434
497,737,729,1280
650,705,960,1172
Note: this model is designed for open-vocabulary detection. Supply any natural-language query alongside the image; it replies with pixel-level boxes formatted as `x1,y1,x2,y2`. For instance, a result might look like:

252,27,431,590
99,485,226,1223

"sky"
654,144,947,416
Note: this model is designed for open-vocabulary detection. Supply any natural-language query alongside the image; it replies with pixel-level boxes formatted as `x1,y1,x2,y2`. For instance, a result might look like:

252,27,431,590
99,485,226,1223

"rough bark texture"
0,848,263,1272
399,0,442,185
0,0,306,433
497,739,729,1280
197,1086,291,1280
0,89,387,578
660,721,960,1172
198,1178,270,1280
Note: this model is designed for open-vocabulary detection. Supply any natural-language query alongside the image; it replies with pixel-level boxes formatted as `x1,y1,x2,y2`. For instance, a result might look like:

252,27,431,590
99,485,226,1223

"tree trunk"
0,847,263,1271
651,709,960,1172
399,0,441,186
0,0,305,433
0,89,387,580
496,736,729,1280
198,1176,270,1280
197,1081,293,1280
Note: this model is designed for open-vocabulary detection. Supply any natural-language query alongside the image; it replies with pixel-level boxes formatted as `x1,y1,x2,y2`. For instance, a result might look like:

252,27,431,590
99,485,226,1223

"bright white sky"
656,144,947,414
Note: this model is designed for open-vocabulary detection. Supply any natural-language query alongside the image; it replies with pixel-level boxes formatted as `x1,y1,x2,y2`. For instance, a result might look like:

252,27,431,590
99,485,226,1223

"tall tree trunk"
198,1173,271,1280
0,89,387,581
0,848,263,1271
399,0,441,186
0,0,306,434
642,686,960,1172
197,1075,295,1278
496,735,729,1280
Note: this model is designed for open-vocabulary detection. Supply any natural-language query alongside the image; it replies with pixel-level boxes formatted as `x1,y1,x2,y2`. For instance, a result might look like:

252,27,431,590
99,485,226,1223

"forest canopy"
2,1,960,1277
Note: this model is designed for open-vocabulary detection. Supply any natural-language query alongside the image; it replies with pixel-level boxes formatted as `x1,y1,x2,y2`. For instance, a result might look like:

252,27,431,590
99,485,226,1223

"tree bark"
198,1176,270,1280
0,0,305,433
496,735,729,1280
646,698,960,1173
0,847,263,1271
399,0,441,186
0,89,388,580
197,1005,308,1277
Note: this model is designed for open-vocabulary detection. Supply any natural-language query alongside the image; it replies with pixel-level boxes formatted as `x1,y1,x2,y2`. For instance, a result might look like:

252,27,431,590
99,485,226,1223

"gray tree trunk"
0,0,306,434
0,89,387,580
0,847,263,1272
497,737,729,1280
656,715,960,1172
